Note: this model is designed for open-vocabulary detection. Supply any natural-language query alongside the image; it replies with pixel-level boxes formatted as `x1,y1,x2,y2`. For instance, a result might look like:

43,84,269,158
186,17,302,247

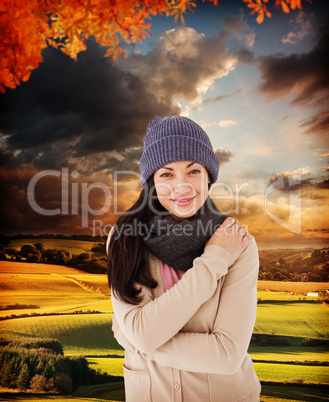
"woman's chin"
170,210,195,221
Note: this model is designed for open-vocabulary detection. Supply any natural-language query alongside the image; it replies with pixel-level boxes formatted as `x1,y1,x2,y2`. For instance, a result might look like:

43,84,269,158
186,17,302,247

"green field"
0,314,123,356
254,362,329,384
74,381,125,401
260,384,329,402
87,357,124,377
255,302,329,339
249,340,329,363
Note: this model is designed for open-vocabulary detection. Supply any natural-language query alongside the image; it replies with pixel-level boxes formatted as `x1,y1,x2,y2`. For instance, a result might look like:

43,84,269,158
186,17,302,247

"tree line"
0,242,107,275
0,234,106,245
0,337,121,394
258,249,329,283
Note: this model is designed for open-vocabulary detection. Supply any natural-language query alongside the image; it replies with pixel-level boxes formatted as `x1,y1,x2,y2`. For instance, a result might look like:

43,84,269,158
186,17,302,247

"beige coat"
111,236,261,401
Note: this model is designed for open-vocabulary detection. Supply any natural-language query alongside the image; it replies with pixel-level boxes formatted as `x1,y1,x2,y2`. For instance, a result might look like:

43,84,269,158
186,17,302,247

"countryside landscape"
0,236,328,402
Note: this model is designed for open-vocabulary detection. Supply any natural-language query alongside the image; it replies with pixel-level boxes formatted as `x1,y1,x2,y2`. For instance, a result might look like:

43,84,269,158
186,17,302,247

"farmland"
0,261,111,317
253,362,329,384
87,357,124,377
0,314,122,356
255,302,329,339
0,253,328,401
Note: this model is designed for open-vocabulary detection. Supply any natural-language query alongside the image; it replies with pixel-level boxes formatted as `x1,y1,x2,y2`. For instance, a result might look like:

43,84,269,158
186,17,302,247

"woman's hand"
205,217,251,261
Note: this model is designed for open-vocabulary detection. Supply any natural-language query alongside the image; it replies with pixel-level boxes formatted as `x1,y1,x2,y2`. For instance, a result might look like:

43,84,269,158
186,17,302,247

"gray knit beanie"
139,116,219,187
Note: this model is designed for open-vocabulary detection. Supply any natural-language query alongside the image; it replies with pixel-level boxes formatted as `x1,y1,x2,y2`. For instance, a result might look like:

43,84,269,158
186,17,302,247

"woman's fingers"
220,217,248,237
239,227,248,236
206,216,252,261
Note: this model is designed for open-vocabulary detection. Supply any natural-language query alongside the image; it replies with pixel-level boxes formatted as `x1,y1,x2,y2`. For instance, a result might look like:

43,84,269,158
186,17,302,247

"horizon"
3,232,329,251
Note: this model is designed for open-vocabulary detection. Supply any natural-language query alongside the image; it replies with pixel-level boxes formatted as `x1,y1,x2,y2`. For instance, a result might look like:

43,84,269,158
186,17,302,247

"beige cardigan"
111,236,261,401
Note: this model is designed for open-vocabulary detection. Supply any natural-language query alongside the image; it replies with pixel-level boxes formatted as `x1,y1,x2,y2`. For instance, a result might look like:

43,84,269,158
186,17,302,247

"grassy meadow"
255,302,329,339
1,240,329,401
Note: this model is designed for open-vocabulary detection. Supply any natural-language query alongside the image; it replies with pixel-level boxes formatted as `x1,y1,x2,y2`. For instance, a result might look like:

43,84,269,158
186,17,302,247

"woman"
107,116,261,401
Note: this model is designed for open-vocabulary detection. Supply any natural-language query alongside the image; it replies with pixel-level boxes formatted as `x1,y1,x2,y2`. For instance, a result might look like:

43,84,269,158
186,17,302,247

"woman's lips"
172,195,196,206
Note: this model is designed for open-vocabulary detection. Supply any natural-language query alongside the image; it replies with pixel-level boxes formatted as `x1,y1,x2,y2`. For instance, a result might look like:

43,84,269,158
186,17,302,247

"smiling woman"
107,116,260,401
154,161,210,221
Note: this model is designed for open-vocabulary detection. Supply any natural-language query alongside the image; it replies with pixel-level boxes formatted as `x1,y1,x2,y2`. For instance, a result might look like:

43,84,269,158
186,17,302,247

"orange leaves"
103,35,126,62
243,0,272,23
276,0,310,10
244,0,310,23
281,1,290,12
171,0,197,23
0,0,50,92
0,0,312,92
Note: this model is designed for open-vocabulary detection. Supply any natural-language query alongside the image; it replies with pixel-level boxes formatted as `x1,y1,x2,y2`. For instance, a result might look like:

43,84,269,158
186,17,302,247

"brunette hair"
107,174,164,305
107,174,212,305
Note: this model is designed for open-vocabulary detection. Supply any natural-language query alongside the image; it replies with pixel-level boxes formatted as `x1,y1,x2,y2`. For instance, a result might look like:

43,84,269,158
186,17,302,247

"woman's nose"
174,182,193,195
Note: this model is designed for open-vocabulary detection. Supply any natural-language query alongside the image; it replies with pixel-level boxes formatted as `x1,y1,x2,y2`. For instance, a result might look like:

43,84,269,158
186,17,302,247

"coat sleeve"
111,244,235,353
138,236,259,375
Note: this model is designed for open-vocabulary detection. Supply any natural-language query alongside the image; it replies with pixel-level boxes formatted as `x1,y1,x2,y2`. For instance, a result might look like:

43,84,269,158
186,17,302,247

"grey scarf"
143,195,230,271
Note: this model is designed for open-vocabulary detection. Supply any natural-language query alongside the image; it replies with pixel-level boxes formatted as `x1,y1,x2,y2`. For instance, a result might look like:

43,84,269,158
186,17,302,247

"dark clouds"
0,39,179,170
119,27,237,103
258,20,328,105
0,166,118,235
300,110,329,137
257,18,329,137
267,172,329,193
0,27,238,174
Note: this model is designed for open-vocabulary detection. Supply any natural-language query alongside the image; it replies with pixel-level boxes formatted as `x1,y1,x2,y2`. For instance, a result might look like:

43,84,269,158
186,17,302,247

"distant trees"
0,337,120,393
26,252,42,263
20,244,38,258
258,249,329,282
67,251,107,274
0,241,107,274
16,363,30,390
0,234,106,242
42,249,71,265
91,242,106,254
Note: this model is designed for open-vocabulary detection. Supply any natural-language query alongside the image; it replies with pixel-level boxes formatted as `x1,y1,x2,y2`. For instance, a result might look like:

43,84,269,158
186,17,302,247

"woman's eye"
160,170,200,178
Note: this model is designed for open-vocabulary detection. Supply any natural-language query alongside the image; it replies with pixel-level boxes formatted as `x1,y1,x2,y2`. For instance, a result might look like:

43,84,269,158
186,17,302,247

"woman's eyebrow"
160,162,196,171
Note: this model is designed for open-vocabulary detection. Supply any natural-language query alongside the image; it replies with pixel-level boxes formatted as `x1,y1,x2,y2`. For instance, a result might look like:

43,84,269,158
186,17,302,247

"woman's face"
153,161,211,221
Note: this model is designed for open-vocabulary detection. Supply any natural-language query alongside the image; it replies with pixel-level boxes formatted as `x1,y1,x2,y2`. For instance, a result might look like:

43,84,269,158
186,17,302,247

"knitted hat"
139,116,219,187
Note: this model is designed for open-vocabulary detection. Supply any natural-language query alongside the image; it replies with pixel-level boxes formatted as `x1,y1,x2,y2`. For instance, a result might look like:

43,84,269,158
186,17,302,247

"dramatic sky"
0,0,328,249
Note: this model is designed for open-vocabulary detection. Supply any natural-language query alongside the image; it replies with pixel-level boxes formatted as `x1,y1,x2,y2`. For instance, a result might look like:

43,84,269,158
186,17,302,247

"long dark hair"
107,174,167,305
